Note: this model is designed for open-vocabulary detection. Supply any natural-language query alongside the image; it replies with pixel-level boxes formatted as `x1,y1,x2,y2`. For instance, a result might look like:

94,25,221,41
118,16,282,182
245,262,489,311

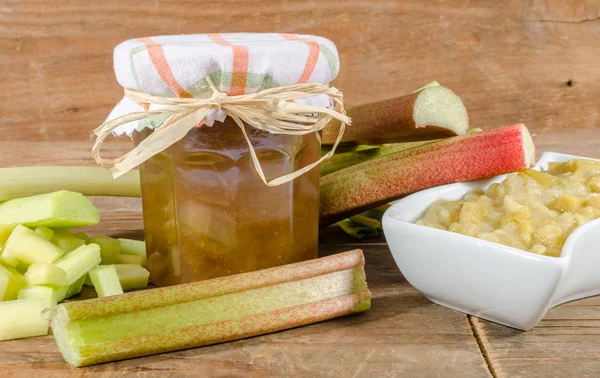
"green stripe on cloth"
129,44,148,91
136,113,171,132
186,72,280,96
245,72,280,89
187,71,231,95
319,44,338,79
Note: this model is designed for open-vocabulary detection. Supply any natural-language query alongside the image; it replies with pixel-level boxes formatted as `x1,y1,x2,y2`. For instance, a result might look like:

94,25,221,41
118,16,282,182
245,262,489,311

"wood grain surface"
471,295,600,378
1,0,600,377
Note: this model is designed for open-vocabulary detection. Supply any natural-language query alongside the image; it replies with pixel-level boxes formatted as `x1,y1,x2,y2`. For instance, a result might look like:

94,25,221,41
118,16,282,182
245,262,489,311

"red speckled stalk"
49,250,371,367
320,124,535,226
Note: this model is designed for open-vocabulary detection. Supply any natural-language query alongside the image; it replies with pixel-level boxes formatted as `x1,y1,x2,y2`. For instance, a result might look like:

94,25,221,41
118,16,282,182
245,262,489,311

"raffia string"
93,76,350,186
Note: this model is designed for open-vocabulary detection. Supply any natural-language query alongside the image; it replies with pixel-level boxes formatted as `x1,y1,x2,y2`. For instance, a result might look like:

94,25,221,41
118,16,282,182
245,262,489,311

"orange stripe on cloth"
207,34,249,95
137,37,192,98
280,34,320,84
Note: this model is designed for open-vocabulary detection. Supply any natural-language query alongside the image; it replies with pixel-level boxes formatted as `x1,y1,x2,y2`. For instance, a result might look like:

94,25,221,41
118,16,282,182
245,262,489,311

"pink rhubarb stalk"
320,124,536,226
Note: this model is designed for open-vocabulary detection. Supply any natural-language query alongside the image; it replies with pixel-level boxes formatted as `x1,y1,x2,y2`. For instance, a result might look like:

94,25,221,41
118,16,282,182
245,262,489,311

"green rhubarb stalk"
18,286,59,307
54,244,101,286
348,215,381,230
337,220,379,238
25,262,67,287
90,236,120,265
320,140,442,177
114,264,149,290
49,249,371,367
117,239,146,267
0,299,49,341
338,204,392,239
88,265,123,298
0,190,100,228
0,166,141,202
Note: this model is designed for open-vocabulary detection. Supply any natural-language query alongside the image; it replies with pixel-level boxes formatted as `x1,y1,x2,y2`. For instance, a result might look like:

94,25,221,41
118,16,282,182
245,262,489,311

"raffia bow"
93,77,351,186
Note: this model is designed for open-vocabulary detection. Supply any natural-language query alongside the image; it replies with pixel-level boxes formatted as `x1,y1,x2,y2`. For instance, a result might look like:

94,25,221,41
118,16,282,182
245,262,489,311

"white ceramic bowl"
382,152,600,330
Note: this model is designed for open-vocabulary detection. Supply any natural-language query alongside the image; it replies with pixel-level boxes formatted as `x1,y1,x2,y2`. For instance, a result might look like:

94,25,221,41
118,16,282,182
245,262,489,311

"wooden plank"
472,295,600,378
1,0,599,144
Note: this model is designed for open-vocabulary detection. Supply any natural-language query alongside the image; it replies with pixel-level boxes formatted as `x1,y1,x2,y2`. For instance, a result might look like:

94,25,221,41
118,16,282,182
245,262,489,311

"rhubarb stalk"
114,264,149,290
321,85,469,145
320,124,536,226
0,167,140,202
0,299,48,341
49,249,370,367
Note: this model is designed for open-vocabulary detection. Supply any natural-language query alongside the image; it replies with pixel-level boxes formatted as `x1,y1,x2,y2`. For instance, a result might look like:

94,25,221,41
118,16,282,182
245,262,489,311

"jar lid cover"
98,34,349,185
114,33,340,98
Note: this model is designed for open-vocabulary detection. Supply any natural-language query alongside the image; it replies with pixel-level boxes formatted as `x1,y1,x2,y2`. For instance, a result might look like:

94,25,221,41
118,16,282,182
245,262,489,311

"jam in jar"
134,118,320,285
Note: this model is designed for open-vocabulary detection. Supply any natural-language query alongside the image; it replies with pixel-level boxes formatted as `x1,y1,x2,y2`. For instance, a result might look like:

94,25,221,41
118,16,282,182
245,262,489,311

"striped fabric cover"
108,33,340,135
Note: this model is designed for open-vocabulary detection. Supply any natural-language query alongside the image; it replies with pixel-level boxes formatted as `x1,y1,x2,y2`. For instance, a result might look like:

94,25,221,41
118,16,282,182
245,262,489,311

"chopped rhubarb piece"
1,225,65,267
117,239,146,267
83,274,93,287
90,236,120,265
74,232,91,244
114,264,149,291
52,234,86,253
18,286,59,307
54,244,101,286
34,227,54,242
0,299,48,341
88,265,123,298
57,276,87,302
0,190,100,228
0,225,15,247
25,262,67,288
115,253,145,265
0,263,25,301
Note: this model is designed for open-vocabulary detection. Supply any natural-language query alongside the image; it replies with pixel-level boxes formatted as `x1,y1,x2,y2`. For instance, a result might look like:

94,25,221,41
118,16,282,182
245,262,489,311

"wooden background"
1,1,600,377
1,0,599,158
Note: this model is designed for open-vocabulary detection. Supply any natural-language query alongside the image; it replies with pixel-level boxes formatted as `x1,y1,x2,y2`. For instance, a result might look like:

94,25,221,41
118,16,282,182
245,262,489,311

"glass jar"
133,117,320,286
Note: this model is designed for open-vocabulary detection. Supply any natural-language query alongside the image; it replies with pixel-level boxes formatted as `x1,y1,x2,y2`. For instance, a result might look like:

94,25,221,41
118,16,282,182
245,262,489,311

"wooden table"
2,0,600,376
2,142,600,378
